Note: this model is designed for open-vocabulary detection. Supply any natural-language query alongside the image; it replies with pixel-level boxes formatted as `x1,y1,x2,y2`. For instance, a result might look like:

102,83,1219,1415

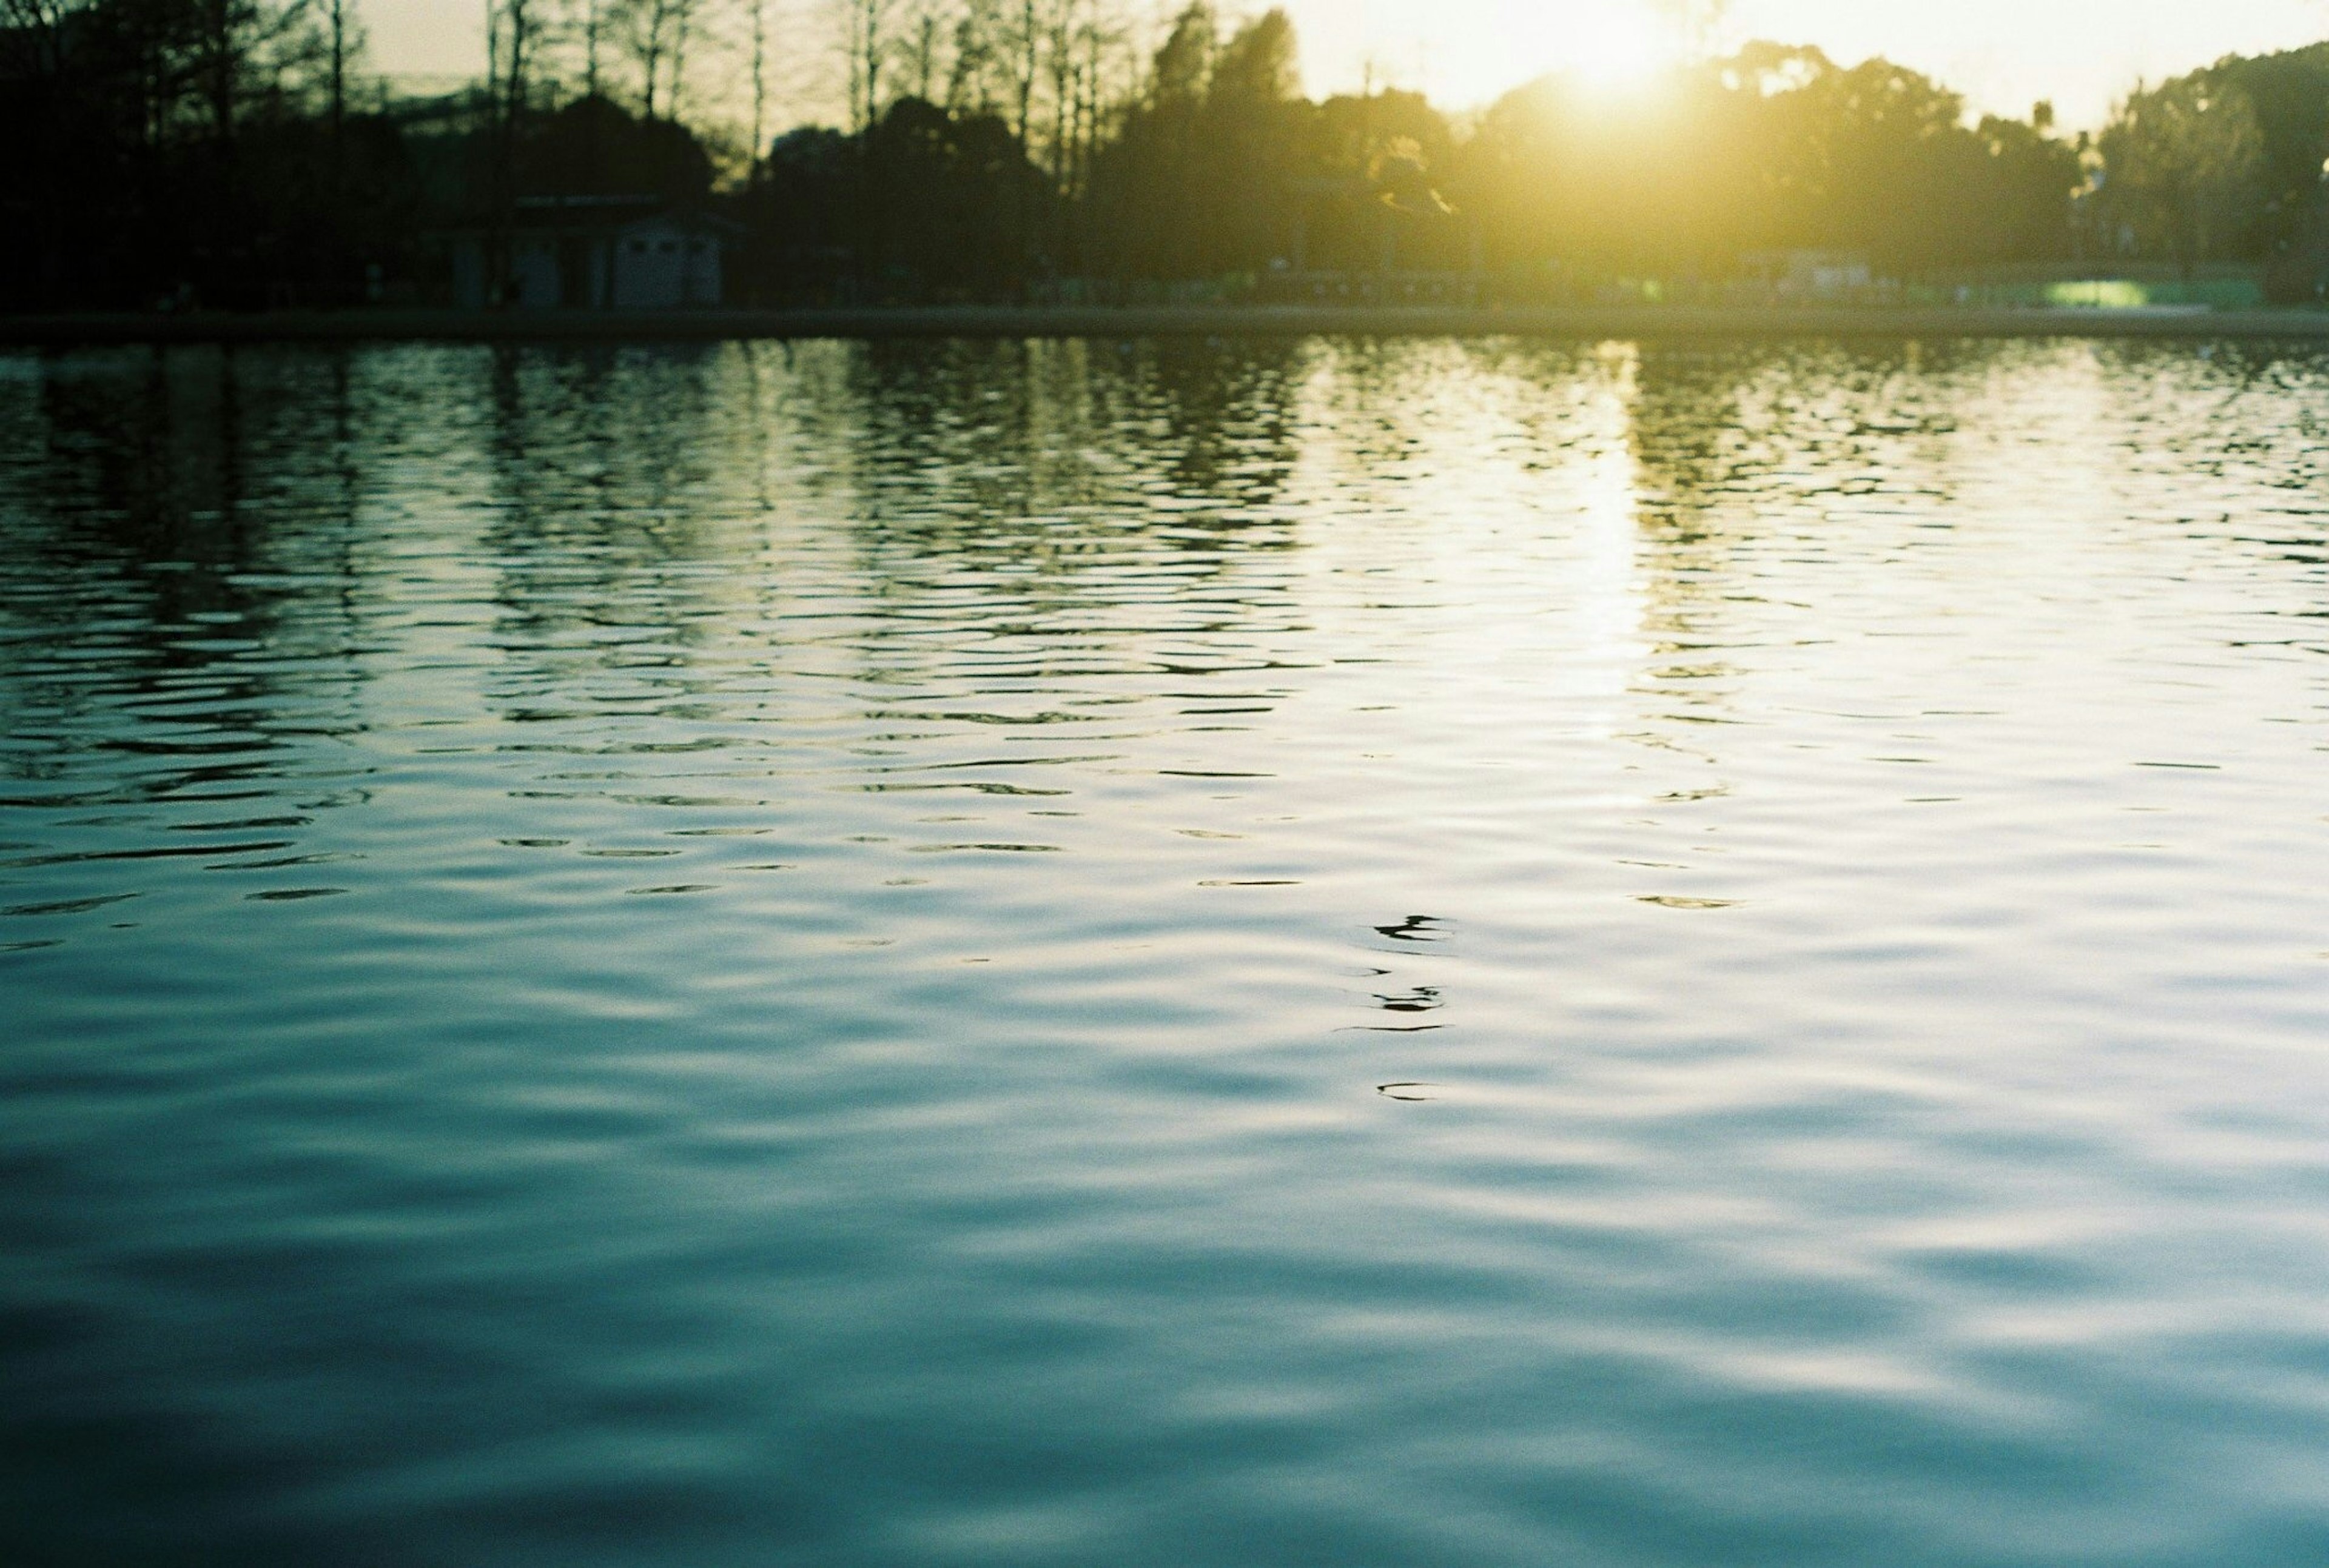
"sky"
369,0,2329,132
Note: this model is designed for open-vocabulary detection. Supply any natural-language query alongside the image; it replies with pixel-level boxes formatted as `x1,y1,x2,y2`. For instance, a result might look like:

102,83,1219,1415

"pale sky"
369,0,2329,132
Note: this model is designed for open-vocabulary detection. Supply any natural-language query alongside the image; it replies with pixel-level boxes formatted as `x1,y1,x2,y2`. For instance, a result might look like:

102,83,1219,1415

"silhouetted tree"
2100,73,2265,275
619,0,697,118
523,92,714,198
2185,44,2329,280
11,0,2325,315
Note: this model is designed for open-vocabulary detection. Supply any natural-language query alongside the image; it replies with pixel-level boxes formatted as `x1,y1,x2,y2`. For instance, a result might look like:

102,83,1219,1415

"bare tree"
497,0,540,129
900,0,944,102
323,0,363,244
326,0,355,146
1067,0,1131,198
1042,0,1087,189
666,0,698,119
838,0,892,130
482,0,540,303
1004,0,1035,145
200,0,319,145
748,0,769,172
204,0,238,142
621,0,676,116
946,0,1002,116
577,0,603,98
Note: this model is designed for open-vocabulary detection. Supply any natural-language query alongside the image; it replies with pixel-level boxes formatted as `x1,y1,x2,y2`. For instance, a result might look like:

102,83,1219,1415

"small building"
449,198,732,310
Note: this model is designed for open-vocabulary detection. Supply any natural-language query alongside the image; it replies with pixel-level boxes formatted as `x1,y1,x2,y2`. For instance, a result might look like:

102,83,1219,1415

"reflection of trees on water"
1624,345,1762,731
833,336,1306,540
2089,340,2329,491
2083,341,2329,649
452,340,1320,751
464,338,1311,646
0,349,390,944
0,348,373,808
1621,342,1992,725
477,344,744,655
1306,338,1632,508
816,338,1314,692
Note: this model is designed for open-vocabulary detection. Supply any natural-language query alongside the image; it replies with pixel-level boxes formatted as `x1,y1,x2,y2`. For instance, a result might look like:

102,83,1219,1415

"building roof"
441,198,739,240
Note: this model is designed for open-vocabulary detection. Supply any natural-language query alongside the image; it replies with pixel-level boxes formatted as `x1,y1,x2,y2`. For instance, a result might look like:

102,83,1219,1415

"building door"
557,238,591,309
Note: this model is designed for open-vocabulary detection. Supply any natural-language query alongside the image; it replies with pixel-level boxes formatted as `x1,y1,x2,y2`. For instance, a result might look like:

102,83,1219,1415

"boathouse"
449,198,732,310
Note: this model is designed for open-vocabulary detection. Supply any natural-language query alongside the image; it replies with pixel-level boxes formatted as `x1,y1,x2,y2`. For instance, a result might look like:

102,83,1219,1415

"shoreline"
7,303,2329,346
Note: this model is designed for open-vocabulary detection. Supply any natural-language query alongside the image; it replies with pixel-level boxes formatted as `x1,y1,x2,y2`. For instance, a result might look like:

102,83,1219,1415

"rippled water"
4,337,2329,1566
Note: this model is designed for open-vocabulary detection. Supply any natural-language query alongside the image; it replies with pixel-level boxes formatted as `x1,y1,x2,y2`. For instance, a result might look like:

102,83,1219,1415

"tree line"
5,0,2328,309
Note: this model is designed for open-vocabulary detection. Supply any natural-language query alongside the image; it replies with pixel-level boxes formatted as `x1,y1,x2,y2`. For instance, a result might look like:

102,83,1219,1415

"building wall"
451,223,720,310
611,220,722,309
452,240,485,309
589,243,613,309
512,240,562,309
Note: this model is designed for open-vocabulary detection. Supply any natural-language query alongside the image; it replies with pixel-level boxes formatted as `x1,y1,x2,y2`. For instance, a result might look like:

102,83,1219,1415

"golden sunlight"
1485,1,1681,96
1565,5,1678,90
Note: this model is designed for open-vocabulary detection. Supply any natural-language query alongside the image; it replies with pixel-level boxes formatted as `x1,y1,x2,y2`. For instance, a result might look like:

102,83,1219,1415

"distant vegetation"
5,0,2329,309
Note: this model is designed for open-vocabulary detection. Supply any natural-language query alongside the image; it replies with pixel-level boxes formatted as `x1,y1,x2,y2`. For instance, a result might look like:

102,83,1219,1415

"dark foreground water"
3,338,2328,1566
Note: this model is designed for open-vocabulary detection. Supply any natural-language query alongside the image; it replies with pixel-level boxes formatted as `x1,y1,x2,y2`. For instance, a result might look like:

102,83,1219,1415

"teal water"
3,338,2328,1566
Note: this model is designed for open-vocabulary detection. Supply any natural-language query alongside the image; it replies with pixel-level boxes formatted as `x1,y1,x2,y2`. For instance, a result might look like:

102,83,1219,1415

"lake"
4,336,2328,1566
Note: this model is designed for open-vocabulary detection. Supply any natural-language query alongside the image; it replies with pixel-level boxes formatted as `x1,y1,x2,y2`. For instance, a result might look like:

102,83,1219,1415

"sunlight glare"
1479,1,1681,98
1566,5,1675,92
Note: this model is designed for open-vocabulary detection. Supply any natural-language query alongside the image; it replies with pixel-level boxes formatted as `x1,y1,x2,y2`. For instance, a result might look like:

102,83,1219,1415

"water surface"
4,337,2328,1566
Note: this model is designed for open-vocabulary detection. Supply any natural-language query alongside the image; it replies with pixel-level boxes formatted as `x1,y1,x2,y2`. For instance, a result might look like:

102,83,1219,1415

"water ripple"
4,338,2329,1566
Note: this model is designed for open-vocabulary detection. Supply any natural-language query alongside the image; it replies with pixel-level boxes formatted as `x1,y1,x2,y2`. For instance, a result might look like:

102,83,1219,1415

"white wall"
512,239,561,309
611,220,722,309
453,225,719,309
